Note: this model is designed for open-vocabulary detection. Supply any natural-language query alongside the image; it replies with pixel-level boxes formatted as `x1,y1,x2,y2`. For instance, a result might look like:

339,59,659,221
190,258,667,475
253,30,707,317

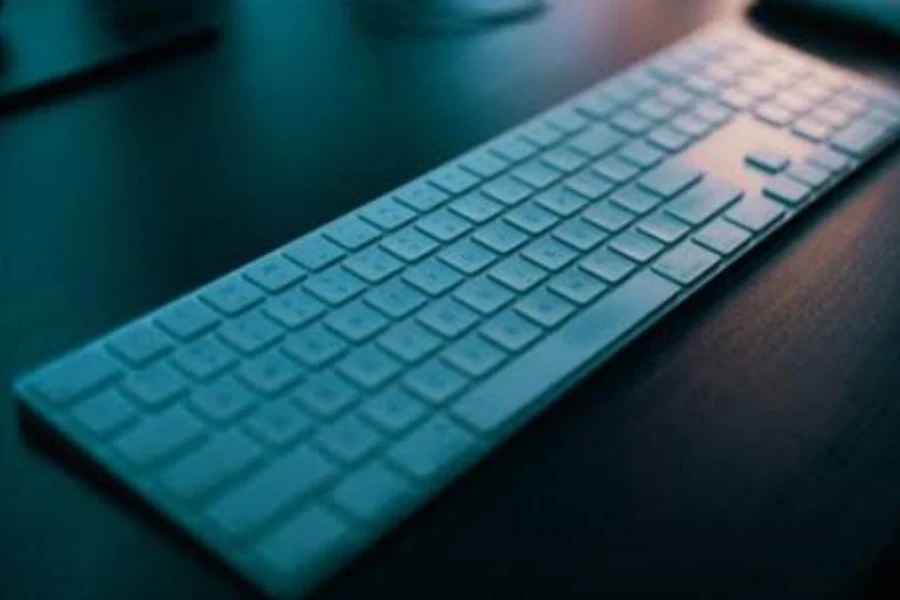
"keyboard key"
637,212,691,244
490,256,548,292
638,160,703,198
576,93,620,119
611,185,663,215
482,174,536,205
658,86,698,109
808,147,851,174
473,221,530,254
694,100,733,125
25,346,122,408
542,147,588,173
618,140,666,169
107,321,173,367
653,241,721,285
295,372,360,418
415,209,473,242
238,351,303,396
263,289,325,330
218,312,284,355
343,247,404,283
244,398,313,448
174,336,238,380
403,360,469,405
429,165,480,195
491,134,539,163
481,311,543,352
582,201,637,232
207,445,336,539
283,325,348,368
693,218,752,255
417,298,480,339
381,227,439,262
564,170,615,200
511,160,563,190
665,177,743,225
549,268,608,305
337,345,403,390
635,97,676,122
114,405,205,468
324,301,389,343
520,121,565,148
831,120,886,157
395,180,450,212
670,113,714,138
547,106,590,133
516,289,576,328
609,229,666,263
159,430,265,502
504,202,560,235
521,237,579,271
726,195,786,232
331,462,412,523
190,378,257,423
388,415,475,479
785,162,830,189
201,276,265,317
378,320,443,363
364,279,428,319
593,156,641,184
156,297,221,341
358,197,417,231
442,335,508,378
304,267,367,306
123,363,187,409
448,193,504,224
317,414,382,463
568,124,627,158
610,110,653,136
792,117,832,142
439,239,497,275
71,389,139,438
254,506,349,578
459,151,509,179
403,259,464,296
646,126,692,153
453,277,516,315
535,187,589,217
244,254,306,293
580,247,637,283
360,387,428,433
746,148,791,173
283,235,345,271
763,175,812,206
551,218,608,252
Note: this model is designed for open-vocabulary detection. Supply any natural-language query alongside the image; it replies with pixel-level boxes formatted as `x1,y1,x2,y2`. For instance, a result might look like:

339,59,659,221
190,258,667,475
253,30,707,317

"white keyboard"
14,22,900,599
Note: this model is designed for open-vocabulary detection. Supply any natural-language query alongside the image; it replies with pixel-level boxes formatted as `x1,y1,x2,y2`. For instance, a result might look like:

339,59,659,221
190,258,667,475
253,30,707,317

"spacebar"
451,271,681,433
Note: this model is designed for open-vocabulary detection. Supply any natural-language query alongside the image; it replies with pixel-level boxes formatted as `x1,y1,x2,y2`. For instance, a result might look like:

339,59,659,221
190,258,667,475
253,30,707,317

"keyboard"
14,22,900,599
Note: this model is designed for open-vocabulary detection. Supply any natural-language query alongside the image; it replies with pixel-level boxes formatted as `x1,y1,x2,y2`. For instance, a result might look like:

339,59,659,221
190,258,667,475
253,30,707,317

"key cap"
609,229,666,263
71,389,139,438
542,147,588,173
792,117,832,143
331,462,412,523
491,135,539,163
504,203,559,235
611,185,663,215
107,321,173,367
159,430,265,502
594,156,641,184
521,237,579,271
360,387,428,433
576,93,620,120
785,162,830,189
449,193,504,224
483,174,535,205
442,335,508,378
763,175,812,206
521,121,564,148
244,254,306,294
395,180,450,212
190,378,258,424
304,267,367,306
201,276,265,317
283,235,345,272
403,360,469,405
283,325,348,368
670,114,713,138
263,289,326,329
403,259,464,296
808,147,851,174
547,106,590,133
638,160,704,198
415,209,473,242
317,414,382,463
25,347,121,407
452,271,679,432
535,187,589,217
381,227,439,262
473,221,530,254
123,363,187,409
726,195,786,232
746,148,791,173
564,171,615,200
238,351,304,396
568,124,627,158
579,247,637,283
364,279,427,319
637,212,691,244
610,110,653,136
417,298,480,339
453,277,516,315
218,312,284,355
646,126,692,153
460,151,509,179
548,268,609,305
693,219,752,255
831,120,886,157
429,165,480,195
324,216,382,251
343,247,404,283
324,301,389,343
294,372,359,418
490,256,548,292
156,297,221,341
480,311,543,352
582,201,636,232
377,321,443,363
551,218,608,252
254,506,349,578
336,345,403,390
173,336,238,381
516,289,576,328
114,405,206,468
618,140,666,169
244,398,313,448
652,241,721,285
439,239,497,275
358,197,417,231
387,415,475,479
665,177,743,225
207,445,337,539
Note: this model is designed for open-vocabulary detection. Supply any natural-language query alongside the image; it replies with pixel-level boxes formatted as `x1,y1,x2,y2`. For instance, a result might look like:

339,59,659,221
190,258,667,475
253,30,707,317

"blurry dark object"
758,0,900,38
346,0,549,33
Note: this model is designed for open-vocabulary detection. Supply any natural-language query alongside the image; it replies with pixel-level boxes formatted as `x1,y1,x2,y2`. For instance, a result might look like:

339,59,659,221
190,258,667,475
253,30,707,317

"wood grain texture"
1,1,899,598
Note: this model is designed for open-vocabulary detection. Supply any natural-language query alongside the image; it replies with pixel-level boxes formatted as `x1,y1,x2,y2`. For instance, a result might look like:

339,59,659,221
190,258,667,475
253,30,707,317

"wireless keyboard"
15,22,900,599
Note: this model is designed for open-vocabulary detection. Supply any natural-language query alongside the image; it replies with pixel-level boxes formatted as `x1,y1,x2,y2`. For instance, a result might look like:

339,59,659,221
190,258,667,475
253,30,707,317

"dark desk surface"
3,1,900,598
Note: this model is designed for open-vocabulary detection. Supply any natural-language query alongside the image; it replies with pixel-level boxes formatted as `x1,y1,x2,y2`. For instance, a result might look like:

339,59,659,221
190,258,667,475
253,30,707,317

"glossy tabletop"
2,1,900,598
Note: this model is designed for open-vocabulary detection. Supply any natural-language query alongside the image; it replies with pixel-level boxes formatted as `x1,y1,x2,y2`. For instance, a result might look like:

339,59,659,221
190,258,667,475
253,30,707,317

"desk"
2,1,900,598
